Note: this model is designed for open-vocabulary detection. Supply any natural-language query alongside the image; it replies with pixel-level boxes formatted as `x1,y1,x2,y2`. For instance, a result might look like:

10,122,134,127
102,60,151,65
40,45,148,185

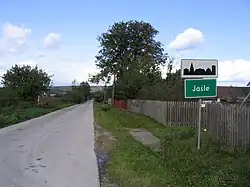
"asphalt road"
0,101,99,187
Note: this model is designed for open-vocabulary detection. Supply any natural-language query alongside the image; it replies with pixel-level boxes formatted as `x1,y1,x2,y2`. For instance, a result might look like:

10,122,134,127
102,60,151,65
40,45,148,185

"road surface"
0,101,99,187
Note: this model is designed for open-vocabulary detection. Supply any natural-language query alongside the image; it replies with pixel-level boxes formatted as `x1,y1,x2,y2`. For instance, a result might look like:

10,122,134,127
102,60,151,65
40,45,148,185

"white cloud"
161,58,250,86
39,58,250,86
2,56,250,87
10,59,97,85
43,33,61,49
0,69,5,78
48,62,97,85
0,22,31,54
218,59,250,86
17,60,37,67
35,53,46,59
168,28,204,51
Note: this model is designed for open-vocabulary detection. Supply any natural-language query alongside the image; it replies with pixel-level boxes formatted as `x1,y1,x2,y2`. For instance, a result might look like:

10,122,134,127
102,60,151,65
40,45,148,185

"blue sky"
0,0,249,86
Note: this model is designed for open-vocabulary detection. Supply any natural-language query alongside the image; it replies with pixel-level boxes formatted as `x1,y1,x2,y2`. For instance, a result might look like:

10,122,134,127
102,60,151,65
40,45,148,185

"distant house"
49,93,57,97
217,86,250,104
90,86,104,93
47,85,104,95
44,86,72,97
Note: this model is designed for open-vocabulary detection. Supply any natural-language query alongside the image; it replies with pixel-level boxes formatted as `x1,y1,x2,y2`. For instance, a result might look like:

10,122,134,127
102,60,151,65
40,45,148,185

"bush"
0,114,7,128
17,101,33,109
4,112,19,125
101,104,111,111
0,88,19,107
62,90,85,104
37,96,63,108
0,111,20,128
94,91,104,103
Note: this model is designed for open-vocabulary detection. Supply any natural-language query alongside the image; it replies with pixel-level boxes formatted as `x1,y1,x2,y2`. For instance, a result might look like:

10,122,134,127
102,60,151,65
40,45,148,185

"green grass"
0,101,73,129
94,102,250,187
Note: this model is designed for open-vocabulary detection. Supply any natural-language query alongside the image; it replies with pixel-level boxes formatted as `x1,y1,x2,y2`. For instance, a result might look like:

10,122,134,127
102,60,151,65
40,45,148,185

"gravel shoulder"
94,123,118,187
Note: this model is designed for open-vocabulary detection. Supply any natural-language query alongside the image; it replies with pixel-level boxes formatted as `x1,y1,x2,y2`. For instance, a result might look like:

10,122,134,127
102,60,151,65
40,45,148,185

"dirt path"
94,123,118,187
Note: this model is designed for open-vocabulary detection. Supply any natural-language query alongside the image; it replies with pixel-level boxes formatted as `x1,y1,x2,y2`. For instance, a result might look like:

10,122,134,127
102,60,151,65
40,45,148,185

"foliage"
90,20,185,101
62,81,91,104
0,88,19,107
95,20,167,81
78,81,91,100
90,20,169,100
94,103,250,187
37,96,63,108
134,68,184,101
93,91,105,103
0,96,73,129
1,65,53,101
101,104,111,111
0,66,92,129
0,107,53,129
62,90,83,104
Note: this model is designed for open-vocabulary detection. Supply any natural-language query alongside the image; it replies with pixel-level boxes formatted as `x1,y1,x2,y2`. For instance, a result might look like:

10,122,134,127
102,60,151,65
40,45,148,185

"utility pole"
103,84,107,104
111,74,116,104
240,91,250,107
197,99,202,150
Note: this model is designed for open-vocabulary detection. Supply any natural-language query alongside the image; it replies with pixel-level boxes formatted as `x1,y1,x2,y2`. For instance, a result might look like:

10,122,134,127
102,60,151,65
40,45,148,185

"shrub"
62,90,85,104
18,101,33,109
0,88,19,107
37,96,62,108
101,104,111,111
0,114,7,128
4,112,19,125
94,91,104,103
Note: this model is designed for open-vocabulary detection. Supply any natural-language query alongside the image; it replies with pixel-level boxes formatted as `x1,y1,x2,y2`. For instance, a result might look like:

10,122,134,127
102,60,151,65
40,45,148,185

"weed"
94,102,250,187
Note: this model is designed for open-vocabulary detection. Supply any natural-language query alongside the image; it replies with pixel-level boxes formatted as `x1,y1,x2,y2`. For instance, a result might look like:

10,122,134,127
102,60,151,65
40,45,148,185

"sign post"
181,59,218,150
184,79,217,98
197,98,202,150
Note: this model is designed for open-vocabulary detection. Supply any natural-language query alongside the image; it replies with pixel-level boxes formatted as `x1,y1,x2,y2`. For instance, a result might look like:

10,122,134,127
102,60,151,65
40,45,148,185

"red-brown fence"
113,100,128,109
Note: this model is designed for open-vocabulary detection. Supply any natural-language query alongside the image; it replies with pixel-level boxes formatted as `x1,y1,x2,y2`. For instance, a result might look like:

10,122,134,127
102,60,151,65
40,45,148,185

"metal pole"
103,84,106,104
112,74,115,103
197,98,202,150
240,91,250,107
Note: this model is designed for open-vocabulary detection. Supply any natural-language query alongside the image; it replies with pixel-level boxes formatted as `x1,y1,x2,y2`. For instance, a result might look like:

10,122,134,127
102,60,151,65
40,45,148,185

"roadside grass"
94,102,250,187
0,99,73,129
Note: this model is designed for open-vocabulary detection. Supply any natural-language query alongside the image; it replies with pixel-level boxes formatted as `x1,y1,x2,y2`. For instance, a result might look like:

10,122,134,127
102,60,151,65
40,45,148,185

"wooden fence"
127,100,250,148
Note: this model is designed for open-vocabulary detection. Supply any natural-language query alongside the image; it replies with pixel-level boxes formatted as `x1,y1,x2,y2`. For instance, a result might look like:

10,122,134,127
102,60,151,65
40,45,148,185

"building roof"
217,86,250,100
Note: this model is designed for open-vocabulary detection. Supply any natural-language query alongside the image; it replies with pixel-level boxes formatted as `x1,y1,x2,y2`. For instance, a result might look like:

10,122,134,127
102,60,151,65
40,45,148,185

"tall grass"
94,103,250,187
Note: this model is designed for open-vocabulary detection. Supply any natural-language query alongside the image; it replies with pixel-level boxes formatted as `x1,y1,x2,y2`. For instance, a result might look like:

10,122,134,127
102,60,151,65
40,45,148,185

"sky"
0,0,250,86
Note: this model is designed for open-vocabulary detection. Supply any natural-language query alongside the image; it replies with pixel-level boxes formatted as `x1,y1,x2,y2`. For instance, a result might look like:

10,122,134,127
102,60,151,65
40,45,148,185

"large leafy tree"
67,80,91,103
78,81,91,99
137,58,184,101
1,65,53,100
90,20,168,99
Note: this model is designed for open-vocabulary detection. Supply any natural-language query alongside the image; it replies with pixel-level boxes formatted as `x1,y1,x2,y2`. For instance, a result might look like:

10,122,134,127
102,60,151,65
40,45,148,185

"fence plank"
127,99,250,149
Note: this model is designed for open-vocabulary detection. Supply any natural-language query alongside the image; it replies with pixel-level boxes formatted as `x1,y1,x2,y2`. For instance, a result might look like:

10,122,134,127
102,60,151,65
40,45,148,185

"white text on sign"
192,85,210,92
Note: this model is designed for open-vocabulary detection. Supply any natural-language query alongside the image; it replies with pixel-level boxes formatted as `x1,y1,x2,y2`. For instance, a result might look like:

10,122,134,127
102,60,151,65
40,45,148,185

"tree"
1,65,53,100
78,81,91,100
64,80,91,104
137,58,184,101
90,20,168,99
0,88,19,107
166,69,184,100
164,58,184,100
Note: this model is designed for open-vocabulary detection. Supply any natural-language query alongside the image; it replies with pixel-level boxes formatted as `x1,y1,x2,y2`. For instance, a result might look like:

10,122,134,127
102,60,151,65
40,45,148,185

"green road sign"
185,79,217,98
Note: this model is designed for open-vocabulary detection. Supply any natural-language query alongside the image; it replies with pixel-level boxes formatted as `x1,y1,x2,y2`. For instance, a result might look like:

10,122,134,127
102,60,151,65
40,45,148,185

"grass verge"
0,101,73,129
94,102,250,187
